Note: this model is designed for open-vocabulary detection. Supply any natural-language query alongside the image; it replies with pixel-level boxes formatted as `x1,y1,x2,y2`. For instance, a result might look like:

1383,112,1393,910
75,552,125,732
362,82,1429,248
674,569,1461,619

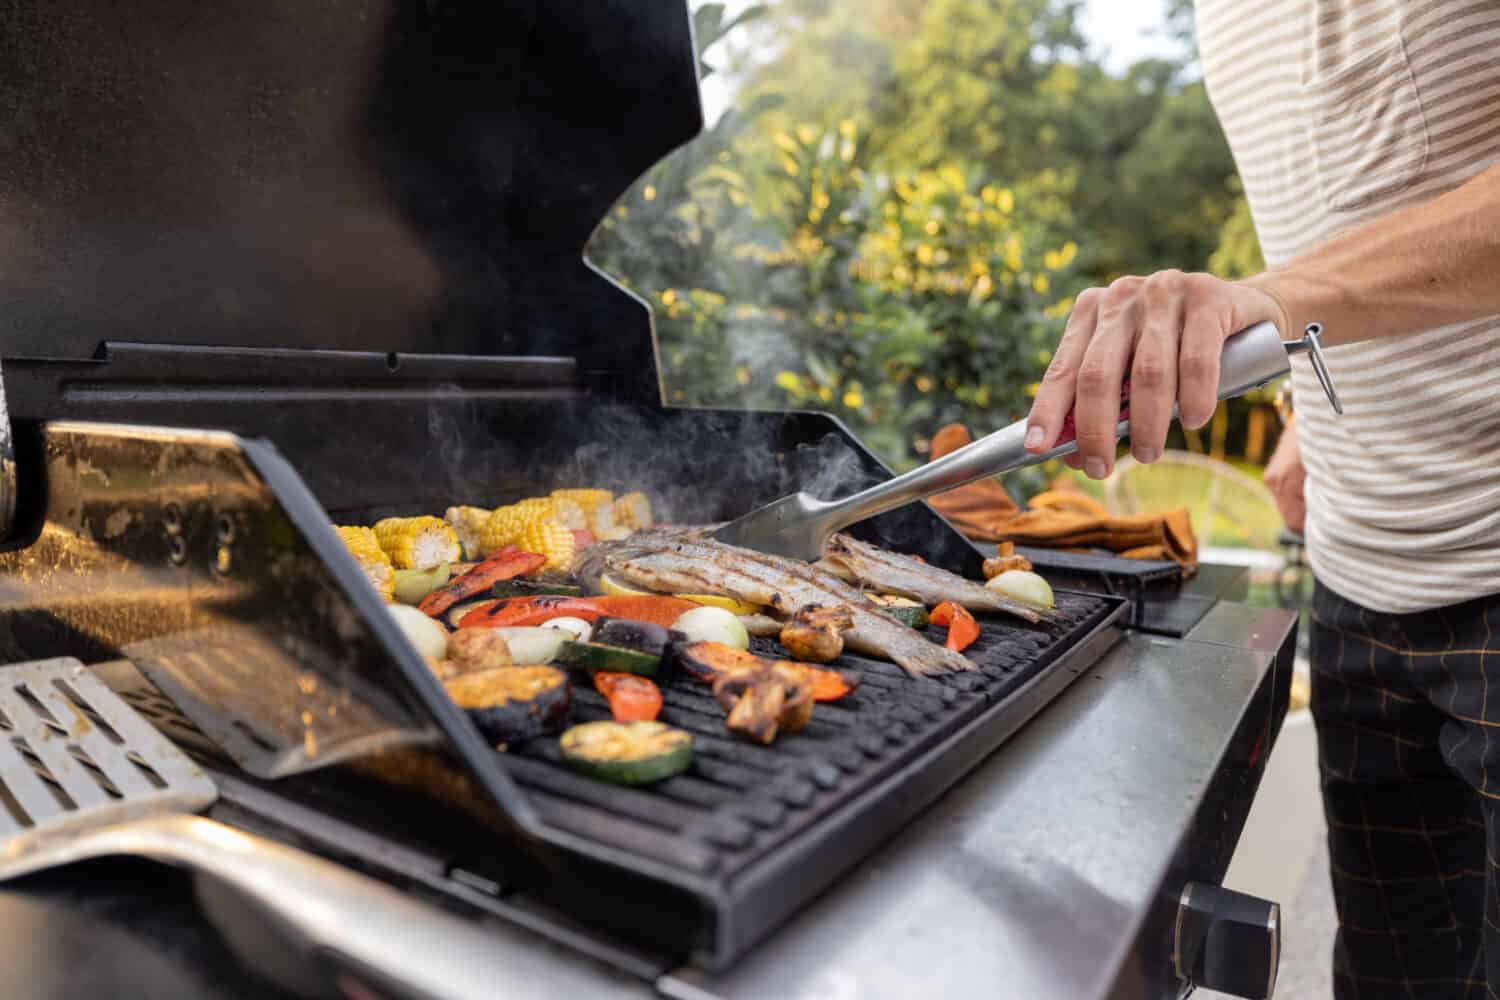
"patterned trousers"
1311,580,1500,999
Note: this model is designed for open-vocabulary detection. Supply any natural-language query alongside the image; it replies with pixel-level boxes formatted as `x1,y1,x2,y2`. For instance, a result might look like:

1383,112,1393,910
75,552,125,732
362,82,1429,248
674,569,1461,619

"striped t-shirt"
1196,0,1500,614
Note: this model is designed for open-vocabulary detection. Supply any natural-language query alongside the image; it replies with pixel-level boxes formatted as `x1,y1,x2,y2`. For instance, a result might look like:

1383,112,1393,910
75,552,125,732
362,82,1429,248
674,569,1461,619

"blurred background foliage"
587,0,1275,496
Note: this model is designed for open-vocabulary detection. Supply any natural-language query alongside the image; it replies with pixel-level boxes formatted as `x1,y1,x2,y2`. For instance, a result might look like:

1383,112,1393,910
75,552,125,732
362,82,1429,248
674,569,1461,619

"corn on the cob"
480,499,576,570
518,515,575,572
549,497,587,532
336,526,395,601
553,489,616,536
444,506,491,561
373,516,461,570
613,491,654,532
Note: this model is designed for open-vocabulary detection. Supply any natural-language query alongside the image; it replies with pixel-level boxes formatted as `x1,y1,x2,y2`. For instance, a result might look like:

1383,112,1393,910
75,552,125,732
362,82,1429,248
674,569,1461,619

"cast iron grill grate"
110,591,1116,880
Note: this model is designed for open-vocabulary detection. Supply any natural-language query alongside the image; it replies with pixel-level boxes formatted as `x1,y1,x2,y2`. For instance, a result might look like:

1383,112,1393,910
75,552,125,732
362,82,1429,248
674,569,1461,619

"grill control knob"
1173,882,1280,999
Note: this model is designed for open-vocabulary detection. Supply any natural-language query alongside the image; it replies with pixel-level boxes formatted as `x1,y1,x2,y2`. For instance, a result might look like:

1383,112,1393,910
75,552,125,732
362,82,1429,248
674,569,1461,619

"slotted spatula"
0,657,535,1000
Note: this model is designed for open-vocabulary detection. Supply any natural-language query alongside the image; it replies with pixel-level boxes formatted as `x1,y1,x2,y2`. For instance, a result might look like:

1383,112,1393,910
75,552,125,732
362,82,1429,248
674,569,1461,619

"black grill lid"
0,0,701,407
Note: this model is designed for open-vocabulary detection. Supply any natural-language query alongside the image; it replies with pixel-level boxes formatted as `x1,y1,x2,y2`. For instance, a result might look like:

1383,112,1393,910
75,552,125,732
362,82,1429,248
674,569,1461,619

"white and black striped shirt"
1197,0,1500,613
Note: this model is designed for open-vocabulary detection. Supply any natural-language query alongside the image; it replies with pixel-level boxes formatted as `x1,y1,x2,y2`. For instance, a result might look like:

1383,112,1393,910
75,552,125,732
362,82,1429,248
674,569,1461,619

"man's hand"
1263,417,1306,535
1023,271,1285,479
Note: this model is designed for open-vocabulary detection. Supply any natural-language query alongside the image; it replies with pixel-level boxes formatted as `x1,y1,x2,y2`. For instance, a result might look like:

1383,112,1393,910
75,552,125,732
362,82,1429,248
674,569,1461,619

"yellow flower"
644,185,657,202
736,366,751,386
818,386,833,402
775,371,802,393
660,289,677,306
998,188,1015,213
774,132,800,154
915,375,935,393
1032,273,1050,294
838,119,858,140
916,244,934,264
796,123,820,146
843,388,864,409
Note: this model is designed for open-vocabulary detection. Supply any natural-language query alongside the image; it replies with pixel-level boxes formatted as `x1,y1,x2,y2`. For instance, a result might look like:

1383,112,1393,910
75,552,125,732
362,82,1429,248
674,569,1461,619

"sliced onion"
542,616,593,642
386,603,449,660
671,606,750,650
494,627,568,666
985,570,1055,609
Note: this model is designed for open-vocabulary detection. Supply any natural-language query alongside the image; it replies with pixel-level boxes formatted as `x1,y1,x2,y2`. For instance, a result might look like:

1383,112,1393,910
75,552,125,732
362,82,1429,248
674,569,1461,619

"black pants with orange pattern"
1311,579,1500,999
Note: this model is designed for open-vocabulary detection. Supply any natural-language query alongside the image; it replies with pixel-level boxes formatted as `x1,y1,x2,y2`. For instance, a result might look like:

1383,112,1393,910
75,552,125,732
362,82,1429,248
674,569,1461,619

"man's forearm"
1244,162,1500,346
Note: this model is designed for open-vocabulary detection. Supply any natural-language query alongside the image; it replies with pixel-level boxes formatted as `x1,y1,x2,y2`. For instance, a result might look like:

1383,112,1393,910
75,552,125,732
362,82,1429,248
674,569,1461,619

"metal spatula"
713,321,1341,561
0,657,548,1000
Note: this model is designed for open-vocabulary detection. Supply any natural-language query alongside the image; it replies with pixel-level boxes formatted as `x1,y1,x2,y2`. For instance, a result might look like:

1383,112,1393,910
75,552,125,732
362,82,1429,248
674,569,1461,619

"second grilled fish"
817,535,1049,624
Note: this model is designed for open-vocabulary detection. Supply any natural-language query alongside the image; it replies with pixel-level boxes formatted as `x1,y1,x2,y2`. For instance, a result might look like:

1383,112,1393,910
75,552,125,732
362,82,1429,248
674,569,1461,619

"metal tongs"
714,321,1340,561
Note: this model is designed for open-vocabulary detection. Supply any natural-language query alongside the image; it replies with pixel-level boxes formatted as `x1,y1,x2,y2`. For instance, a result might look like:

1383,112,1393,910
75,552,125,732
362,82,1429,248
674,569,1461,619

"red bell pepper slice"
458,594,701,630
930,601,980,652
419,548,546,617
593,672,663,722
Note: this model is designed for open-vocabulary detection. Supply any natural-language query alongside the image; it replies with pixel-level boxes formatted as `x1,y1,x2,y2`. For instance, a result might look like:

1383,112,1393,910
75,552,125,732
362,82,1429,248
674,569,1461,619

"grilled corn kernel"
518,515,575,572
336,525,395,601
444,506,491,561
613,491,654,531
373,516,462,570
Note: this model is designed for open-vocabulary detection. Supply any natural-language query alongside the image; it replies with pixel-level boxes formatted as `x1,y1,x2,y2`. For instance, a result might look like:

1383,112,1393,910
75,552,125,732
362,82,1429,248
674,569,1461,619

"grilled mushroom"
712,661,814,745
779,604,854,664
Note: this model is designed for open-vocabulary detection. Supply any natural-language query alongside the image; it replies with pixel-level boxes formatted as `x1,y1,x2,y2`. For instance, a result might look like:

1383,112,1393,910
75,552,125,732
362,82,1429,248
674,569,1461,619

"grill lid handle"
1173,882,1280,999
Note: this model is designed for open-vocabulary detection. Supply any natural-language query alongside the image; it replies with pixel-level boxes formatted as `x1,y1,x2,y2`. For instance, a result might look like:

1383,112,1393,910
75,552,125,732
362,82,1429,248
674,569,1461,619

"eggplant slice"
443,666,572,744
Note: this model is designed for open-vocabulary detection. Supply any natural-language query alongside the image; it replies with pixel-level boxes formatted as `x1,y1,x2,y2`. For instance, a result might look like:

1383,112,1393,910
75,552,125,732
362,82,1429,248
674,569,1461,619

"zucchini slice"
560,721,693,785
555,641,661,677
444,666,572,744
869,594,929,629
444,598,497,629
492,579,585,599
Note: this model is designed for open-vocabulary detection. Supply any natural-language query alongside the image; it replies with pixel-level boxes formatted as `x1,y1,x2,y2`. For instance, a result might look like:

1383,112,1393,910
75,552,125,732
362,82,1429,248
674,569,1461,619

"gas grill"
0,2,1289,997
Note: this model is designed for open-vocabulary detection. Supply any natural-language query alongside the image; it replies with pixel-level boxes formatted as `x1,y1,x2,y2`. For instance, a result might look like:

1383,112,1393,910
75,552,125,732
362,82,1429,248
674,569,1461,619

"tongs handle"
819,321,1336,535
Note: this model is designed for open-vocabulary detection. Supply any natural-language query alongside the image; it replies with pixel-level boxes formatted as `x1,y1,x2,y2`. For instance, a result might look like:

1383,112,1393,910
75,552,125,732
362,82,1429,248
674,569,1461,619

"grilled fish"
817,535,1049,624
575,530,975,676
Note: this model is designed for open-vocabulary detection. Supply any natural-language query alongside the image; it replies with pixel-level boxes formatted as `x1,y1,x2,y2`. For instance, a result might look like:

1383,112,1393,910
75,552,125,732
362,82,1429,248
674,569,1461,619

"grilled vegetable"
612,491,654,532
419,548,546,617
676,641,857,702
779,605,853,663
393,563,451,606
712,661,814,744
337,525,396,601
930,601,980,652
373,516,463,570
985,570,1055,609
547,497,589,532
444,506,493,561
556,641,661,677
491,579,585,599
444,599,496,629
672,606,750,650
869,594,930,629
460,595,701,630
492,627,568,666
593,618,675,657
387,604,449,660
559,720,692,785
982,541,1033,578
542,616,593,642
445,666,571,744
446,628,512,672
480,500,576,569
593,672,663,722
572,529,599,551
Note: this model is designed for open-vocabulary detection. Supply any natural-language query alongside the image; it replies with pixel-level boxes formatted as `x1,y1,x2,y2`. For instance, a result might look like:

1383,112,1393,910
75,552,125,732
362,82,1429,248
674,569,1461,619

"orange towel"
925,423,1199,572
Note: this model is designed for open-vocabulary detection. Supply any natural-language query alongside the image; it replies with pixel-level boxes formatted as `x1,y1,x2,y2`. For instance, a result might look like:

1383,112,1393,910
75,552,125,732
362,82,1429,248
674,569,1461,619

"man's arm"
1023,160,1500,479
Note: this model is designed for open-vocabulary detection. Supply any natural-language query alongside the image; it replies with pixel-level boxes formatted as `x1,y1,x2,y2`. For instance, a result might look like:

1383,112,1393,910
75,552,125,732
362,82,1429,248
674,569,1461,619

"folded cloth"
924,423,1199,572
925,423,1021,538
990,506,1199,571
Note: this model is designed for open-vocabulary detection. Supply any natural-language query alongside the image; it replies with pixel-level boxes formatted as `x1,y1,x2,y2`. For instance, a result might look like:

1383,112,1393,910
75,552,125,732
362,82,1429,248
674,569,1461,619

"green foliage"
587,0,1270,475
